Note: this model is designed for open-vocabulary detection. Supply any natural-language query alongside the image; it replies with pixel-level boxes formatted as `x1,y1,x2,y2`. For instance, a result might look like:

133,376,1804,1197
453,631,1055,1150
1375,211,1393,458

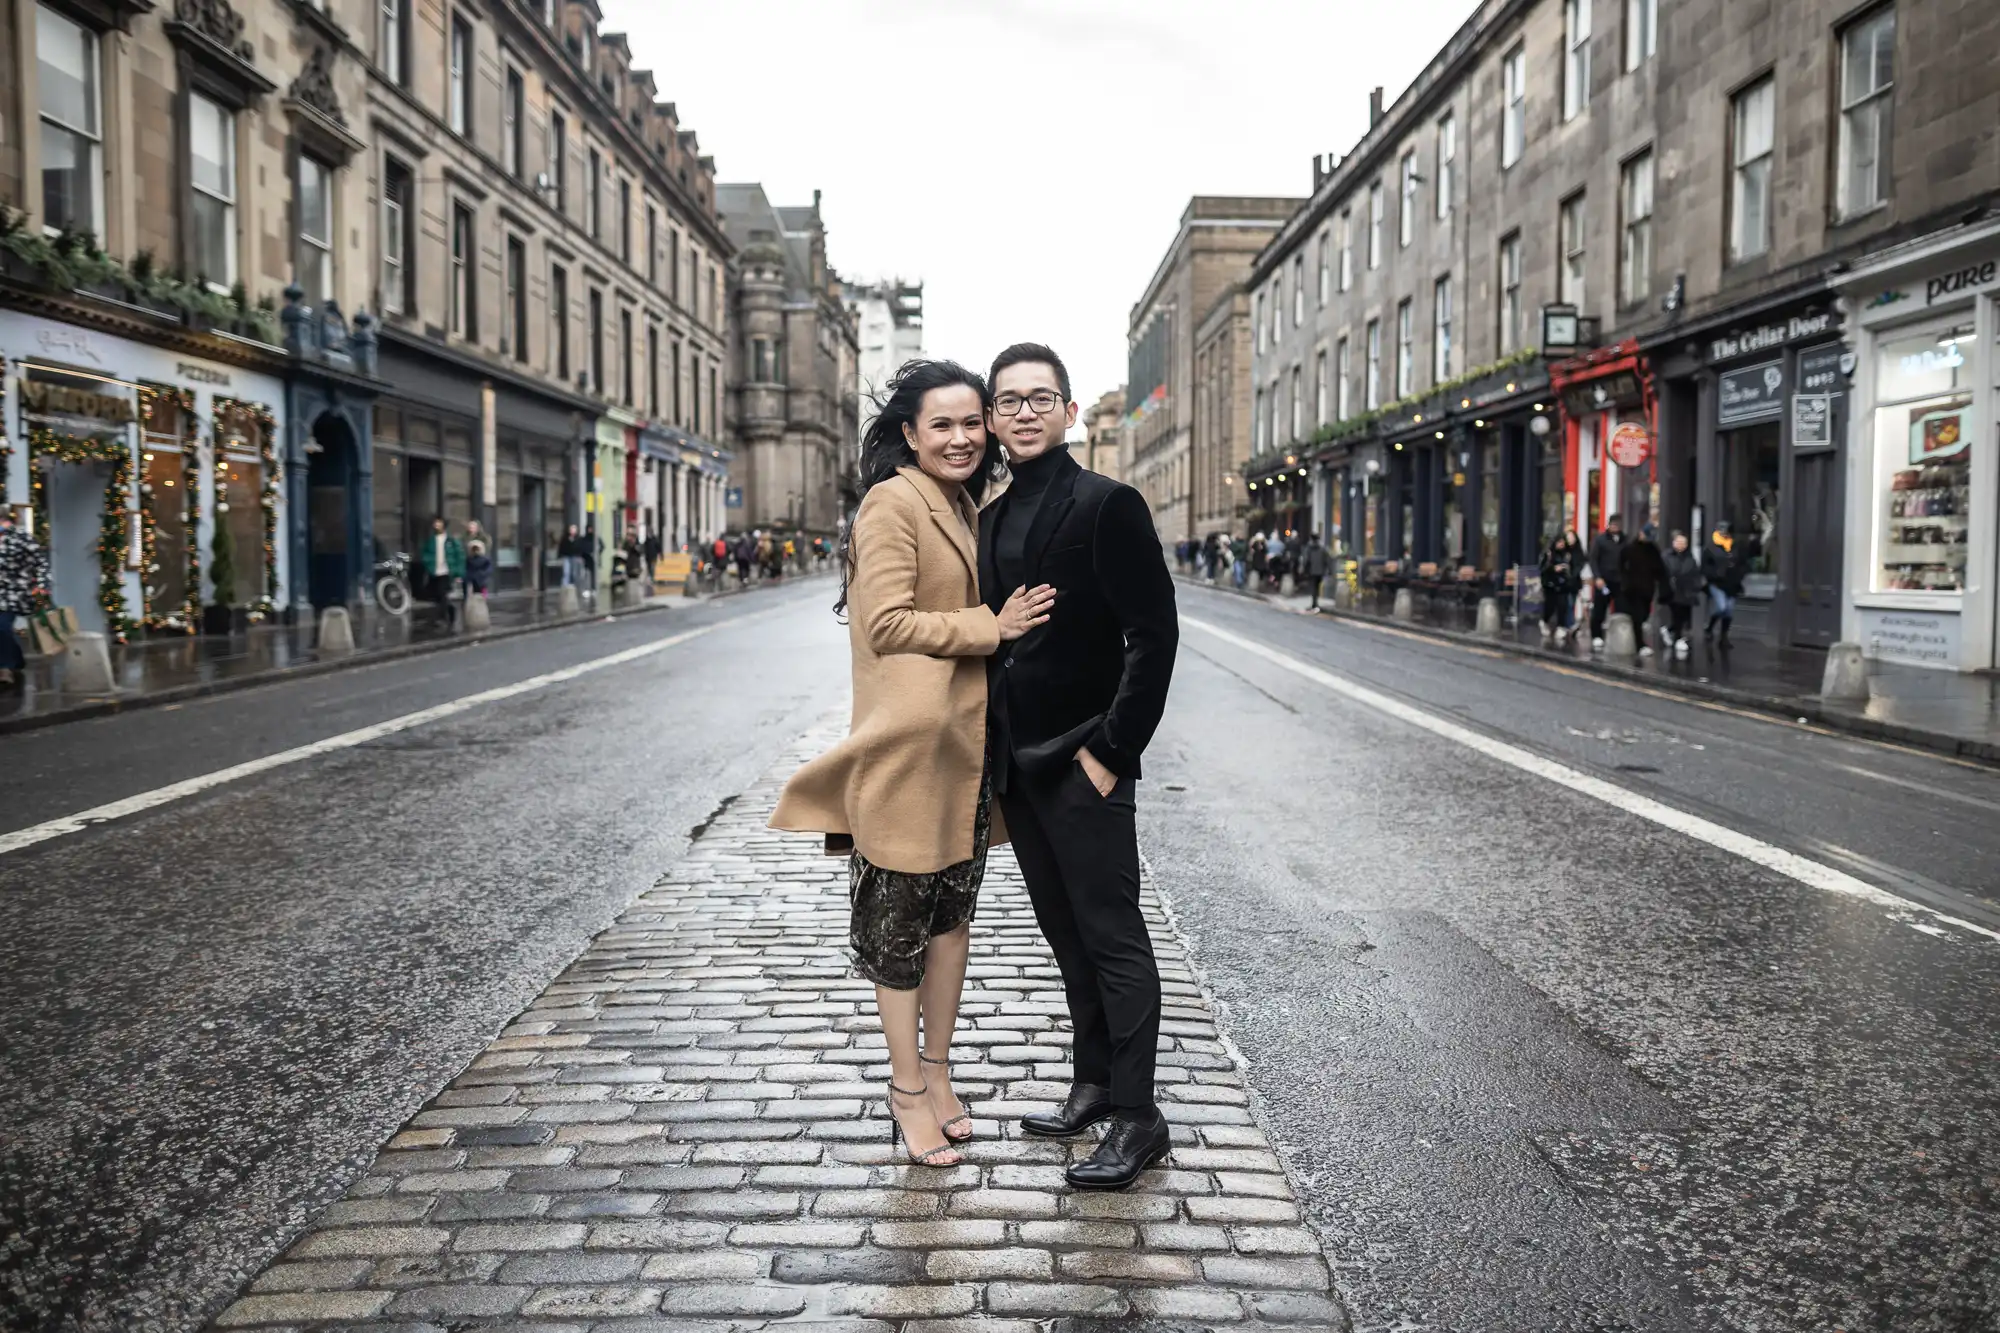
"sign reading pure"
19,378,135,425
1707,311,1837,362
1925,259,1998,307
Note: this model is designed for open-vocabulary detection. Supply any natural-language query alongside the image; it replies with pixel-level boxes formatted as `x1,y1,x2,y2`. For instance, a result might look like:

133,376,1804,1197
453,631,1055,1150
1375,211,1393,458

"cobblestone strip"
212,723,1347,1332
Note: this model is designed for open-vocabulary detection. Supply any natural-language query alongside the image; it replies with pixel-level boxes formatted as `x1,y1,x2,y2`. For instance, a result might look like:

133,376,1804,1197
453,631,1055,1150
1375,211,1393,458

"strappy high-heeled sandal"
919,1052,974,1143
887,1081,962,1167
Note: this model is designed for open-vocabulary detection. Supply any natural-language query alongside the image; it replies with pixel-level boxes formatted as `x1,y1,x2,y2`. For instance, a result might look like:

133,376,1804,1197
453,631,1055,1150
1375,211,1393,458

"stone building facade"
719,184,859,537
1193,281,1256,537
1126,196,1301,546
843,276,922,420
1246,0,1999,663
1080,386,1124,481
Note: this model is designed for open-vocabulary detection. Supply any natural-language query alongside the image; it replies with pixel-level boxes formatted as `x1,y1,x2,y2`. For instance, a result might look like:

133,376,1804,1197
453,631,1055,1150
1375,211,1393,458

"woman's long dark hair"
834,358,1005,617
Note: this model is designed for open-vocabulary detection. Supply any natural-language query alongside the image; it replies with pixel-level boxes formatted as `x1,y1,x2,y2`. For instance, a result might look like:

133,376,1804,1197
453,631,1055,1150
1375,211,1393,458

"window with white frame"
1433,276,1453,382
1620,150,1653,306
619,177,632,263
1624,0,1656,70
507,235,527,361
296,155,333,304
36,4,101,235
1290,365,1302,440
551,263,570,379
1837,6,1894,219
1396,299,1414,397
1365,319,1381,410
1315,349,1328,425
548,109,567,211
1730,76,1774,262
450,202,477,338
1292,256,1305,325
1254,387,1266,451
1559,191,1586,309
382,157,411,313
380,0,405,85
1336,337,1351,419
1563,0,1591,121
1498,231,1522,354
645,204,657,283
1338,210,1353,290
449,16,472,136
1255,291,1266,354
1317,231,1330,305
587,147,601,238
1399,151,1417,247
1501,44,1526,167
1436,113,1455,220
504,66,524,177
1270,280,1283,345
189,93,236,287
1368,181,1383,268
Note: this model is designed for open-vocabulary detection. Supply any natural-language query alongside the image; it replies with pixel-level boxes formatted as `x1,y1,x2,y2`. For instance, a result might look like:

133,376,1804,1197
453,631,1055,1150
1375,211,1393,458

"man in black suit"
979,343,1179,1190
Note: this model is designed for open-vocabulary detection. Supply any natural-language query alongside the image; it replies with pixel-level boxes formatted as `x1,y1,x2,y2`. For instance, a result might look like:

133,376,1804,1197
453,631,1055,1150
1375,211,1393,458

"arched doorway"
307,412,359,608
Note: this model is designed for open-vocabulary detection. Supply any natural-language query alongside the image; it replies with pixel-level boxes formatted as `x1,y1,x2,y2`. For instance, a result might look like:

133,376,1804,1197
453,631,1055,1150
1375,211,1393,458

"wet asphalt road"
3,577,1997,1333
0,581,850,1333
1145,584,2000,1333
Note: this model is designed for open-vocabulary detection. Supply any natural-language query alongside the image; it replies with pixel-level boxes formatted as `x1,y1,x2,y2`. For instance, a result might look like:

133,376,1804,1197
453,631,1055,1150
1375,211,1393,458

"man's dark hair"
988,343,1071,403
1607,513,1623,527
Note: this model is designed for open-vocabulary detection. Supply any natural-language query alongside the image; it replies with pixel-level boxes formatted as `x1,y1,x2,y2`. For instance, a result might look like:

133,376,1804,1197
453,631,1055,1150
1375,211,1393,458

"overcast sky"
601,0,1477,432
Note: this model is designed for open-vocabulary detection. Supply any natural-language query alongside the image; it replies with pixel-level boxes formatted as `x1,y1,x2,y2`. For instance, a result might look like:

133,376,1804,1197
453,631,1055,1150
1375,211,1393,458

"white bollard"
558,584,581,616
1392,588,1415,621
62,630,115,694
1280,573,1297,598
1332,580,1354,610
1821,641,1868,701
1475,596,1502,636
1604,612,1639,657
461,593,490,631
316,605,355,655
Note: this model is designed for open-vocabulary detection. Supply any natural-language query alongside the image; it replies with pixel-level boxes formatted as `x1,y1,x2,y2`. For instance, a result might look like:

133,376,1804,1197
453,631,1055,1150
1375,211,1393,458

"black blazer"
979,453,1178,781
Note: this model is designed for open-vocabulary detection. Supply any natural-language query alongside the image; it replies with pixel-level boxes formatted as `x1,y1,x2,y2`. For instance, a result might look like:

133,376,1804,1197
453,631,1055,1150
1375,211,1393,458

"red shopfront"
1550,341,1658,540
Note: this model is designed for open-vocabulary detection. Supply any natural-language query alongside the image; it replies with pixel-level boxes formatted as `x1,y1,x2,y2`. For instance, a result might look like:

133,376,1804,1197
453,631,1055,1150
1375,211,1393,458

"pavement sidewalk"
209,721,1344,1332
1178,572,2000,765
0,571,824,737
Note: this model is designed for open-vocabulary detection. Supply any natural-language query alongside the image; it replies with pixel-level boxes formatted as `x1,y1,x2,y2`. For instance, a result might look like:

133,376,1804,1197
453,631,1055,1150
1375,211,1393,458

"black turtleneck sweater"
994,444,1070,597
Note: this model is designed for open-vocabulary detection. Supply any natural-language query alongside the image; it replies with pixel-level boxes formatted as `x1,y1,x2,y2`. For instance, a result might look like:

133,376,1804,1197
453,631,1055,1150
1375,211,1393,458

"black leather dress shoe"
1019,1082,1114,1138
1066,1107,1172,1191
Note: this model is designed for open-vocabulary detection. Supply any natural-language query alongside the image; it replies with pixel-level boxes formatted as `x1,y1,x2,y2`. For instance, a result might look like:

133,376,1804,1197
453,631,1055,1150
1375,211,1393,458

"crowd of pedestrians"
1174,528,1331,607
1539,514,1749,656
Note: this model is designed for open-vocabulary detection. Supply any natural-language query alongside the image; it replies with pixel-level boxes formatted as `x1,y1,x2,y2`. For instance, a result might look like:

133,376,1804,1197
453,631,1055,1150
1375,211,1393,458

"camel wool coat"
770,467,1007,873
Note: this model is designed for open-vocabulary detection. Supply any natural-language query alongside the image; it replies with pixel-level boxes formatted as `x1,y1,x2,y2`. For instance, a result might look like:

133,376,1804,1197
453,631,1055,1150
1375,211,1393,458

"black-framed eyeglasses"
992,390,1063,417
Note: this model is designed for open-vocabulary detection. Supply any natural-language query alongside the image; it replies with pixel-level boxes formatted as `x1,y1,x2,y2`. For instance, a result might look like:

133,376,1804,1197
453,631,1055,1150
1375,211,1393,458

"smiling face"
902,384,988,487
988,361,1078,464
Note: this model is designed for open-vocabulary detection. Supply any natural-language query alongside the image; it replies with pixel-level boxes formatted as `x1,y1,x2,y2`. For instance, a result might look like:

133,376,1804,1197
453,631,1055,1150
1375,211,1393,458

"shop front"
493,384,589,592
1832,219,2000,671
1551,342,1655,547
1,312,287,639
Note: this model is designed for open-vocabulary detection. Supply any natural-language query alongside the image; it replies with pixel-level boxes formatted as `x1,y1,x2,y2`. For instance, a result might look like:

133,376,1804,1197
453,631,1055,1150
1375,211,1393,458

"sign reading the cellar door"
1793,394,1832,448
1717,360,1785,426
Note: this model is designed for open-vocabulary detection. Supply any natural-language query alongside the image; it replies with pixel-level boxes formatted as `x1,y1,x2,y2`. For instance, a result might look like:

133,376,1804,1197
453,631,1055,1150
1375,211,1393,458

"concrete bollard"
461,593,490,631
62,630,115,694
1392,588,1415,621
1821,641,1869,701
682,572,699,598
1280,573,1297,598
1333,580,1354,610
316,606,355,655
558,584,581,616
1604,612,1639,657
1475,596,1502,636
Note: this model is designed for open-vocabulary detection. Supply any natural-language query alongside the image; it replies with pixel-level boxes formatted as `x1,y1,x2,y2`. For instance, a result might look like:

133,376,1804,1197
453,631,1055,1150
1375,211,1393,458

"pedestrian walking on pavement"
977,343,1179,1192
1302,530,1330,610
1619,523,1667,656
1703,521,1746,646
558,524,585,589
1540,529,1582,643
771,358,1052,1171
417,516,465,628
464,537,493,597
1662,529,1703,657
734,534,754,585
1588,514,1628,650
1202,531,1220,585
1248,533,1268,590
0,511,50,690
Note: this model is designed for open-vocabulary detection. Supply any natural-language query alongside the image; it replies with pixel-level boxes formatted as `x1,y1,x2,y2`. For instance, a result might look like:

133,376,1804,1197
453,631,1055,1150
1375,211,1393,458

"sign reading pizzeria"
1607,422,1652,468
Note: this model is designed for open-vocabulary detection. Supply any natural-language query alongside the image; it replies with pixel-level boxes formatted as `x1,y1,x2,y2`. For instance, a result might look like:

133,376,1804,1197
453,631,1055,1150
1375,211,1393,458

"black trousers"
1620,589,1654,634
1590,582,1620,638
999,761,1160,1110
1307,575,1324,607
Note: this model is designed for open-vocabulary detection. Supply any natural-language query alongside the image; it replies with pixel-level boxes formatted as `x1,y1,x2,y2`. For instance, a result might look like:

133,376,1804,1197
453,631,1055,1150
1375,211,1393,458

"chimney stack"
1368,86,1384,128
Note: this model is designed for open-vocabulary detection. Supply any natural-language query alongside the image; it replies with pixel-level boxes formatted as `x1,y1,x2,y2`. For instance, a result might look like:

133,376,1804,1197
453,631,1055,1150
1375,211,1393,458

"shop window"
1619,150,1653,306
1872,321,1973,592
1730,77,1774,262
444,451,474,530
297,155,333,304
140,388,195,627
37,4,102,235
189,92,236,287
373,449,403,559
1837,6,1894,220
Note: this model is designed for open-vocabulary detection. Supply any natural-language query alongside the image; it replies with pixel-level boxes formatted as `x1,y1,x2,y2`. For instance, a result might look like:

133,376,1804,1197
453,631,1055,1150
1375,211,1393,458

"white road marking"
1183,615,2000,944
0,619,732,858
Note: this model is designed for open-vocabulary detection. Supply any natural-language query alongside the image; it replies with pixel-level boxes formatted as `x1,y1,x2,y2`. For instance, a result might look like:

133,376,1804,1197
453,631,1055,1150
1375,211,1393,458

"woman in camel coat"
770,359,1052,1168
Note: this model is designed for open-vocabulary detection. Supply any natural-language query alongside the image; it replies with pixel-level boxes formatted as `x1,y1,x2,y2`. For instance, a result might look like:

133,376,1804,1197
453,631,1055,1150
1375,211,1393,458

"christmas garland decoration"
27,425,135,641
138,384,199,633
212,397,280,618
